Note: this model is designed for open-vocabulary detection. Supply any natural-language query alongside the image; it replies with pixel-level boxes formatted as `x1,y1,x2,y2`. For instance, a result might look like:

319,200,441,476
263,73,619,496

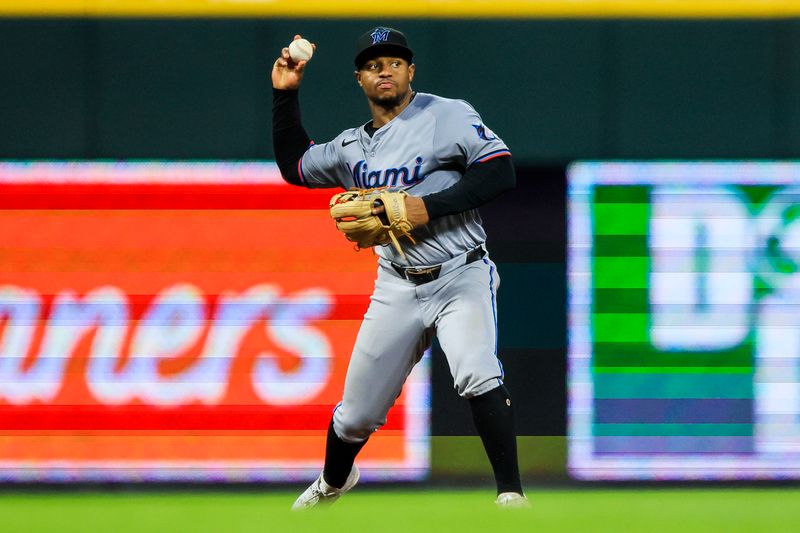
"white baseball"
288,38,313,62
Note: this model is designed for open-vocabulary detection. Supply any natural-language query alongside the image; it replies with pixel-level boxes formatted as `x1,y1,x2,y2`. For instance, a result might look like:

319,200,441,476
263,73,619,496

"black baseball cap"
354,27,414,69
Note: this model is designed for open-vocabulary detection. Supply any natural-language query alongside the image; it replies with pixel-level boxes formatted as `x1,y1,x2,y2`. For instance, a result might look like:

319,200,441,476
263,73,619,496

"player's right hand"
272,34,315,90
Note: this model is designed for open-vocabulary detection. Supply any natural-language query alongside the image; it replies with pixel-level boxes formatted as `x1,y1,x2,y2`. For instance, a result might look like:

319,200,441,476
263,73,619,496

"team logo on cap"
371,28,390,45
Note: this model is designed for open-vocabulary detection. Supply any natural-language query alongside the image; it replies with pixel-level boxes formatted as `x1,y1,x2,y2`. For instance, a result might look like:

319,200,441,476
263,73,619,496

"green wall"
1,18,798,163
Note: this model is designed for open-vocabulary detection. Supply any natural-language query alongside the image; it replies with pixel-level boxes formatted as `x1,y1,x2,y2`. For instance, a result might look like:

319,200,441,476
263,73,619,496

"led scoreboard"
0,162,430,483
568,162,800,480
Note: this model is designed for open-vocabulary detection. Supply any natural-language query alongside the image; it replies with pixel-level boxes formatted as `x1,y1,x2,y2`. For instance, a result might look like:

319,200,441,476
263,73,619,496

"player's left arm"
419,155,515,220
415,100,516,221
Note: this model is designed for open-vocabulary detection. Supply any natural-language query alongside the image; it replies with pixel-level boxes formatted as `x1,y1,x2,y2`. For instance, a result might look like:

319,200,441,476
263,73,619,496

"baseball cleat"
291,465,360,510
495,492,530,509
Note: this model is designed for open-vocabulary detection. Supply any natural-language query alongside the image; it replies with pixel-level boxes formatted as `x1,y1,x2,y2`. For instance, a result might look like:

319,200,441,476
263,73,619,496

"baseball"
288,38,313,62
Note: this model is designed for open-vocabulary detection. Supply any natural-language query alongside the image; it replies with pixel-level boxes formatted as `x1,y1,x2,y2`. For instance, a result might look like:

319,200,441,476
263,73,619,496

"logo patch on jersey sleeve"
472,123,497,141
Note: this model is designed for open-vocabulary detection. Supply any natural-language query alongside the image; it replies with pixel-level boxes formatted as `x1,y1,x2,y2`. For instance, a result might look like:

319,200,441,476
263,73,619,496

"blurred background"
1,0,800,492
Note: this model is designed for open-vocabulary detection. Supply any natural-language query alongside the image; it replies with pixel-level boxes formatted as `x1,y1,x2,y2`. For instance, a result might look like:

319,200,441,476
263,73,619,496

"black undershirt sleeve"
272,88,312,186
421,155,516,220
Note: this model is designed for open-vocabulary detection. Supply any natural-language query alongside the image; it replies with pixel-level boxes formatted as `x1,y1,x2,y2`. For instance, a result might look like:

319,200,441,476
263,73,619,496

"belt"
391,246,486,285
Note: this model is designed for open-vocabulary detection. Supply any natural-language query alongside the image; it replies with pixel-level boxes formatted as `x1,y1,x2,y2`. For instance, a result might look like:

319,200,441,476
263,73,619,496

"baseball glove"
329,188,416,259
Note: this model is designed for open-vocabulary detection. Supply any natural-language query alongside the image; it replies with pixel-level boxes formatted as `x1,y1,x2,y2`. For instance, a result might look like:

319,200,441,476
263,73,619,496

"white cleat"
495,492,531,509
291,465,360,510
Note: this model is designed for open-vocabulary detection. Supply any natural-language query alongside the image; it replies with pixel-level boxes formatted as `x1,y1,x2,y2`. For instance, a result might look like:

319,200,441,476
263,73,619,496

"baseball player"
271,27,527,509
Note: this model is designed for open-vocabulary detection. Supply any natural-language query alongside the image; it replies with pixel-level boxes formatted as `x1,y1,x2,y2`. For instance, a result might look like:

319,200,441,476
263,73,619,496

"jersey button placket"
370,132,381,158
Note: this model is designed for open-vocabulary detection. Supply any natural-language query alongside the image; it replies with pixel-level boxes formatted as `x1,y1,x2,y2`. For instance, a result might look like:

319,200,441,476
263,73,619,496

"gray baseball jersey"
299,91,508,444
298,92,510,266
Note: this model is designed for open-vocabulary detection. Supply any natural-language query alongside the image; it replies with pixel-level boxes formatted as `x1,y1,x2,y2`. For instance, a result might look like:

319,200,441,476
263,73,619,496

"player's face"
355,57,415,108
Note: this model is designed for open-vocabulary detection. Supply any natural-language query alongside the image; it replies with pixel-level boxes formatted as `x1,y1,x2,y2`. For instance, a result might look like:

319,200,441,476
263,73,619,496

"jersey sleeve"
434,100,511,169
297,139,349,189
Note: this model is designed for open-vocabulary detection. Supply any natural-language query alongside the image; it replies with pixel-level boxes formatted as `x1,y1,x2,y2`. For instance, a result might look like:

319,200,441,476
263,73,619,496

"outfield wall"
1,18,799,164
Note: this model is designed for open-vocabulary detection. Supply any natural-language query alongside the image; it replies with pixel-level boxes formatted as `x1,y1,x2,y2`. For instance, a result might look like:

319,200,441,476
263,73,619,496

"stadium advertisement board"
568,162,800,479
0,162,429,482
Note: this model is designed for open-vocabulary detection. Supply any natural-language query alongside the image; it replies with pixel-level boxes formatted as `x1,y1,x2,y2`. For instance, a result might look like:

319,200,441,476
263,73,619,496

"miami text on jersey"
352,157,424,188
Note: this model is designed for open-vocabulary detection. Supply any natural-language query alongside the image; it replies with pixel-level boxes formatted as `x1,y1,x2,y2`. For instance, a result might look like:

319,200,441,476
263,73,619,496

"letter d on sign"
649,186,753,351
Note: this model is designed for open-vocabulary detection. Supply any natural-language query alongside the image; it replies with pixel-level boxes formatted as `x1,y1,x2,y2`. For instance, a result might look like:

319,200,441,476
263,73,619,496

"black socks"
321,385,522,494
468,384,523,495
322,418,368,489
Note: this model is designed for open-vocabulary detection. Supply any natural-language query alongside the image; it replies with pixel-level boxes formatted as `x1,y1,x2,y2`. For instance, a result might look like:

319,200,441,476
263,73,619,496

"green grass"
0,488,798,532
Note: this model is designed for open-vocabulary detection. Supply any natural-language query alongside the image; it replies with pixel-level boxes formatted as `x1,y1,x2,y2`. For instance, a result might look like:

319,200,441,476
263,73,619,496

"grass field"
0,487,798,532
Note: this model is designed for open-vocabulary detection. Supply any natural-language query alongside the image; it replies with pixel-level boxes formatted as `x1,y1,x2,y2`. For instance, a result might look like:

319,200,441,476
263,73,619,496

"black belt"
392,246,486,285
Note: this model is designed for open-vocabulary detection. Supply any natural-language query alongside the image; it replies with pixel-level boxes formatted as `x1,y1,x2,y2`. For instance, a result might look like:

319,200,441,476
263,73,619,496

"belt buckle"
406,266,436,276
403,265,442,284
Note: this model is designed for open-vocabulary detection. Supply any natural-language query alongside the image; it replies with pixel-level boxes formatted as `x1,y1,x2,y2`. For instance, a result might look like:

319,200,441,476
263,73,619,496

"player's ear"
408,63,415,82
354,70,363,87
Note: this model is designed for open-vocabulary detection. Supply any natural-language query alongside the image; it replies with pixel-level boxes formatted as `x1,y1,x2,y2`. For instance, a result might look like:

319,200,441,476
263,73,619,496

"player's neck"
368,91,414,129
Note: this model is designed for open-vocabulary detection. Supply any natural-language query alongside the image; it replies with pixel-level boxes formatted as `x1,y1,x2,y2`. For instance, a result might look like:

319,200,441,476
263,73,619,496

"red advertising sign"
0,162,429,482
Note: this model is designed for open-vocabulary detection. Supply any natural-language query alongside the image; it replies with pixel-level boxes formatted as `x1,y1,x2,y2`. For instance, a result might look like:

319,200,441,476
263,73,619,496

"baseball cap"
354,27,414,69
